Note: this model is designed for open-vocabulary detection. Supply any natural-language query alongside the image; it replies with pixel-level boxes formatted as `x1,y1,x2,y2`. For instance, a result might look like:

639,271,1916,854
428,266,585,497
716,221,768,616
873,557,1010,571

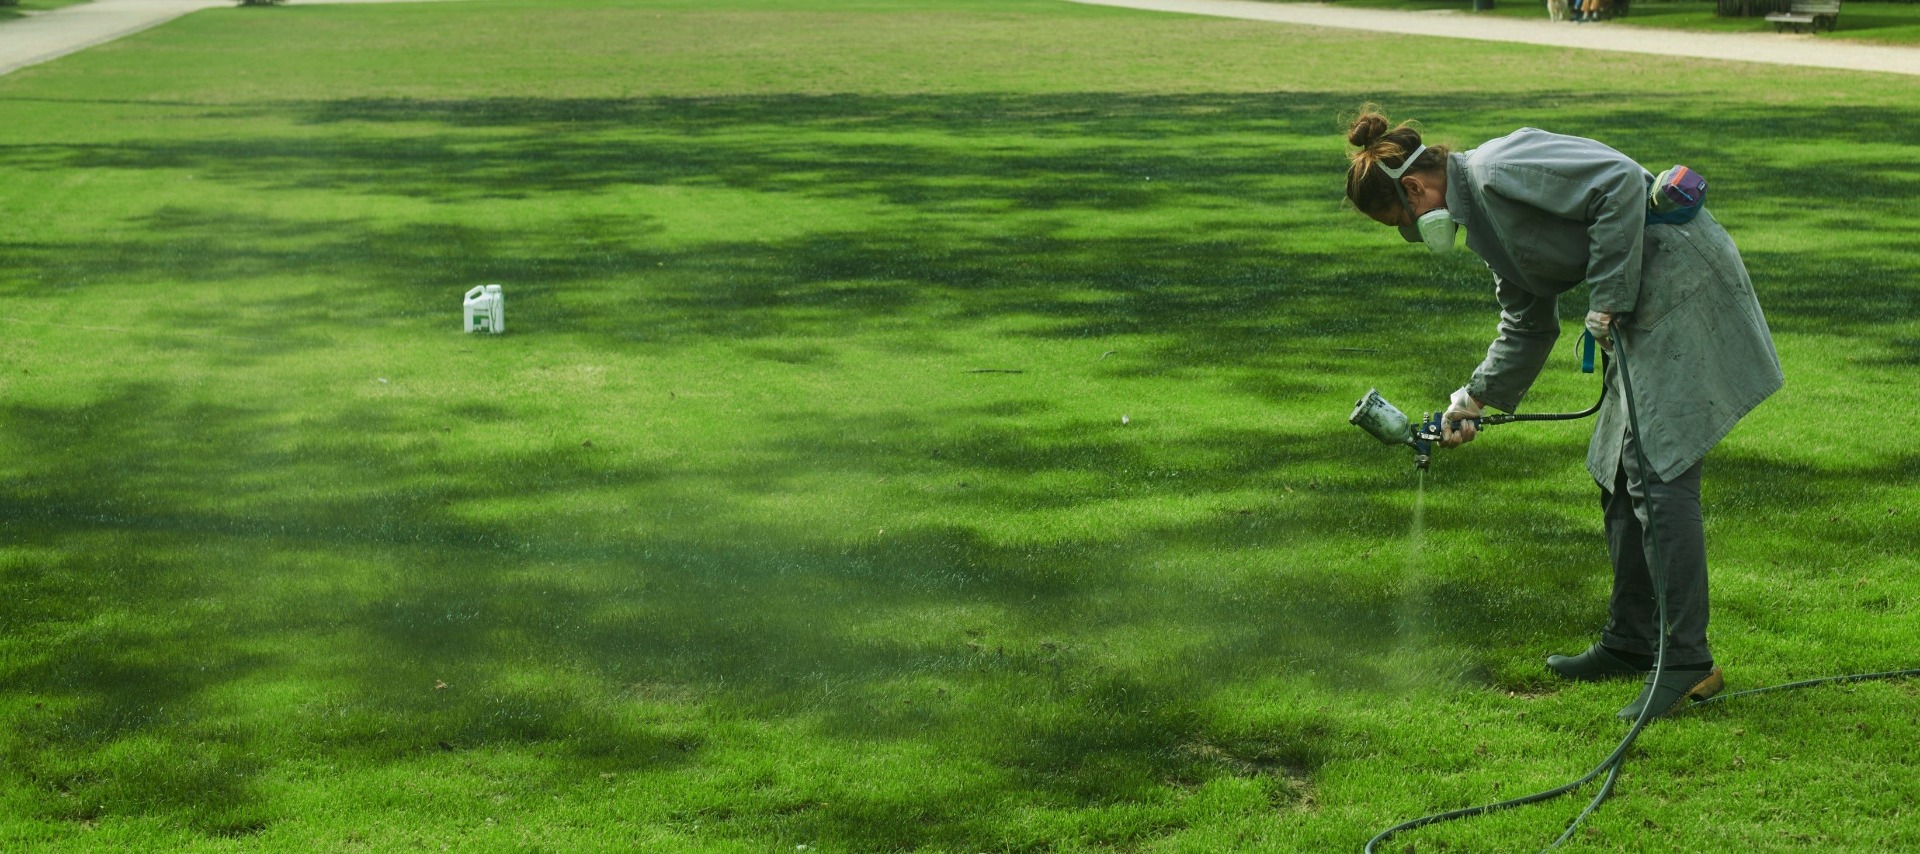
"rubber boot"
1616,667,1723,721
1546,643,1647,681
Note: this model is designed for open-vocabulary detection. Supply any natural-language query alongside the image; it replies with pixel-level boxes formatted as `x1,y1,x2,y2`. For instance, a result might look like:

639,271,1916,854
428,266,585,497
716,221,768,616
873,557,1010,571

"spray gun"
1349,332,1607,470
1350,390,1497,470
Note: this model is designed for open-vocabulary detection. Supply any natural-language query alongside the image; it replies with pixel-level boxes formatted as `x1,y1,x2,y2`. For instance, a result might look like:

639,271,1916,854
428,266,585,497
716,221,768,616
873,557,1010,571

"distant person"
1339,107,1783,720
1548,0,1571,22
1578,0,1609,21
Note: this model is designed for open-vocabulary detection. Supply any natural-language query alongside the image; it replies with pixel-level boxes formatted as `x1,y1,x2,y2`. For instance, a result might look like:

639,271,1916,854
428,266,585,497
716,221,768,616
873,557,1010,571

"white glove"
1586,310,1616,352
1439,386,1482,449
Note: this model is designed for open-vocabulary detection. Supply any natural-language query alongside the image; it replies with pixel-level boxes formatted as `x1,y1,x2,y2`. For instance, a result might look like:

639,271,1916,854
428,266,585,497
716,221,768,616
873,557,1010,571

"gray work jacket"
1446,129,1783,485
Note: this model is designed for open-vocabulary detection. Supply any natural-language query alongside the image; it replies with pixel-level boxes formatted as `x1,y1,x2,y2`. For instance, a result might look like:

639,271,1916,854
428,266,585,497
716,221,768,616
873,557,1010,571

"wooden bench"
1766,0,1841,33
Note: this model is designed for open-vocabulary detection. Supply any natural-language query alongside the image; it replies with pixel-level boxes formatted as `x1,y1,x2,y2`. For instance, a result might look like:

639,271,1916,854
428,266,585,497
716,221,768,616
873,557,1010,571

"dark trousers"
1599,427,1712,665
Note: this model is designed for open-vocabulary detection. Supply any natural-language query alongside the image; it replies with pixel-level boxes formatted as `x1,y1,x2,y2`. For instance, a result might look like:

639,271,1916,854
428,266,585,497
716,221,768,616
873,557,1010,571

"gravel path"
1069,0,1920,76
0,0,472,77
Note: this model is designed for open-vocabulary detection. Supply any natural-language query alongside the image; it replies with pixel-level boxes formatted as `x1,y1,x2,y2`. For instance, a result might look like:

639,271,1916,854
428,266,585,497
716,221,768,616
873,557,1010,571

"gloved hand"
1586,310,1616,352
1439,386,1482,449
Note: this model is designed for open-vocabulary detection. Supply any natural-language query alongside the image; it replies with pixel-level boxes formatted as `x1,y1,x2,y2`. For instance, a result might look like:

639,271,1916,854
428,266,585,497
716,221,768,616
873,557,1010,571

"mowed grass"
1,0,1917,850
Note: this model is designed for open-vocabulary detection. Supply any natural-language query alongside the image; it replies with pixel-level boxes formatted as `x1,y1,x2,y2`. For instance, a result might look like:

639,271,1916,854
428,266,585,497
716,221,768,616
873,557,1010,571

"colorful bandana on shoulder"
1648,165,1707,225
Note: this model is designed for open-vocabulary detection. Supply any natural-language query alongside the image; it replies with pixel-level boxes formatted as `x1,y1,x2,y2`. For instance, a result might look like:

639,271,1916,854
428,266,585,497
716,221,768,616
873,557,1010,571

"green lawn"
2,0,1917,850
1303,0,1920,45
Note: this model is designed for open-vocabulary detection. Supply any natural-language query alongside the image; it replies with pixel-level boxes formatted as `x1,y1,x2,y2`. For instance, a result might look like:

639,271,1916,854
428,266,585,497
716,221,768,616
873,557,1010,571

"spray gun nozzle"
1412,411,1441,471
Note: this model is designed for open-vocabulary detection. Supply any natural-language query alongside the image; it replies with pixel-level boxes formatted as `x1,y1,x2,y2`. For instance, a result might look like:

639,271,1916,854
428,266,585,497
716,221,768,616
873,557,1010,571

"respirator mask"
1380,143,1457,255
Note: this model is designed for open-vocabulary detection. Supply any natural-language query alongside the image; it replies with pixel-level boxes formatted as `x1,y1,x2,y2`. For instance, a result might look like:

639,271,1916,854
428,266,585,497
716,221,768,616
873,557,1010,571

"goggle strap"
1376,143,1427,181
1378,143,1426,213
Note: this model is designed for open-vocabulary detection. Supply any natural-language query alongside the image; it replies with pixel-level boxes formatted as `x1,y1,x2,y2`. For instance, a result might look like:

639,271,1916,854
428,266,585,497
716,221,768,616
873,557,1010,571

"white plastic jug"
463,284,505,334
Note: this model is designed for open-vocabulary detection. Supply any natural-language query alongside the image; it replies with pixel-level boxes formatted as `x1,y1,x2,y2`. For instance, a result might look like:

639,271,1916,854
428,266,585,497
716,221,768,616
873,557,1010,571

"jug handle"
465,286,486,300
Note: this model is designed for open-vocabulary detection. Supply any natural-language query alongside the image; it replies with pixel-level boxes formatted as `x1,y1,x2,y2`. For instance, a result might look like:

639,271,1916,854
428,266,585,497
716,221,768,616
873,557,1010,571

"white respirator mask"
1379,143,1458,255
1414,208,1458,255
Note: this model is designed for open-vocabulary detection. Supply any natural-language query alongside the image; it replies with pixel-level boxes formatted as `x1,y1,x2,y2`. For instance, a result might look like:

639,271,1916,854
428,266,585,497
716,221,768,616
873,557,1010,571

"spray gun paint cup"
1350,389,1415,447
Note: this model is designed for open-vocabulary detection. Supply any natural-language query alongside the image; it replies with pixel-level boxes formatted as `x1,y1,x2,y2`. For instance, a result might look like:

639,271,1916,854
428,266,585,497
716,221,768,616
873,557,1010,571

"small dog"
1547,0,1571,21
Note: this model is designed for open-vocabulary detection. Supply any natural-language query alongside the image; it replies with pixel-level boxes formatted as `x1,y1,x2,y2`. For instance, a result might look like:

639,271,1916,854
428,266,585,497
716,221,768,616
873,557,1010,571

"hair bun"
1347,112,1389,148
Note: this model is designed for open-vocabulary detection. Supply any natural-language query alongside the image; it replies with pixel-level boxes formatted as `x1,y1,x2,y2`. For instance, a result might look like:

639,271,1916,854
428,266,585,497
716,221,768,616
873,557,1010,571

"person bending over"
1340,106,1782,720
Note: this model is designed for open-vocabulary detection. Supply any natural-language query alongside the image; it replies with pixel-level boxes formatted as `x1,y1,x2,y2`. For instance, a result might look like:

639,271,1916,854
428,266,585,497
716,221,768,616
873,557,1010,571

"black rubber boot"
1546,643,1649,682
1616,666,1723,721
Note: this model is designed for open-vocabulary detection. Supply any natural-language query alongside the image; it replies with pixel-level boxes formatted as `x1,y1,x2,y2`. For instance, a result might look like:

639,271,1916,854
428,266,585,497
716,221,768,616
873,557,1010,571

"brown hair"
1343,106,1449,219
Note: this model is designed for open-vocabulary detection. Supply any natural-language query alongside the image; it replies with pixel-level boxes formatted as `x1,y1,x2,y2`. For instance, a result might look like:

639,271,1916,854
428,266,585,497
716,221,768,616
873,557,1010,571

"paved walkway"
8,0,1918,79
1,0,222,76
1069,0,1920,76
0,0,469,77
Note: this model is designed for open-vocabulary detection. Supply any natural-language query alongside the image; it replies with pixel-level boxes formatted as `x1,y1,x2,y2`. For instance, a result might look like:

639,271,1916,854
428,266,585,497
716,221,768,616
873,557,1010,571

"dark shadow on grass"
0,349,1833,847
7,374,1904,845
2,92,1915,353
0,374,1595,843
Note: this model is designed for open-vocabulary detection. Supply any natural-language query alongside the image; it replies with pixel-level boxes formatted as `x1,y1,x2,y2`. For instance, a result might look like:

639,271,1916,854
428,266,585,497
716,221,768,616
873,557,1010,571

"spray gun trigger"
1414,412,1457,442
1418,416,1483,442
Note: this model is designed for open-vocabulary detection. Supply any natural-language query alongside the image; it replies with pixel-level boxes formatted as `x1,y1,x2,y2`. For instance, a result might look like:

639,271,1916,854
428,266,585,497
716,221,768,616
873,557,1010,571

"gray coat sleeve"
1482,157,1648,313
1468,272,1560,412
